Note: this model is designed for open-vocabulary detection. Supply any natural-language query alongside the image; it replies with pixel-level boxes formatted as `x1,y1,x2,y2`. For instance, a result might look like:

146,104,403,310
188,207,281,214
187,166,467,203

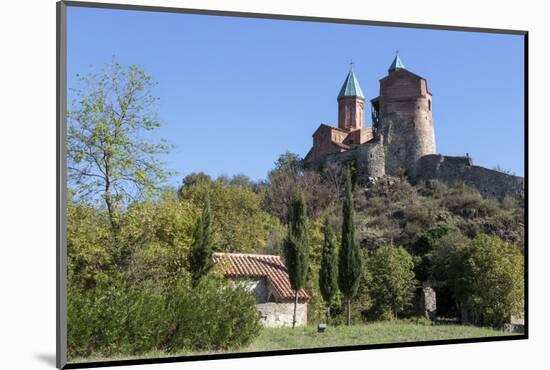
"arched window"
428,100,432,111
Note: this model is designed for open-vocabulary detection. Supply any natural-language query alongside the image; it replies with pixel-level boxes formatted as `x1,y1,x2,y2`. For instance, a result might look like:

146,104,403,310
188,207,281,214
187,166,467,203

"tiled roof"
213,253,310,302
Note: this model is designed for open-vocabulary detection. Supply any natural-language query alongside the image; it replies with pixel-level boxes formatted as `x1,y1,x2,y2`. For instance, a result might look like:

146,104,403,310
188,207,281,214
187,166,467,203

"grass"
70,319,520,363
244,320,517,352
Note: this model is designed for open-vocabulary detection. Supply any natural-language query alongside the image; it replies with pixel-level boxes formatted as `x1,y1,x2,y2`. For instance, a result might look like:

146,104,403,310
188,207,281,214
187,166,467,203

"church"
304,55,524,200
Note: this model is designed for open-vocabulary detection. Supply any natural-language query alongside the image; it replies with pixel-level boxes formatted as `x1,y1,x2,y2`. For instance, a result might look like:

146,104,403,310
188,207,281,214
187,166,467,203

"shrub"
67,281,170,358
164,277,262,351
67,276,262,359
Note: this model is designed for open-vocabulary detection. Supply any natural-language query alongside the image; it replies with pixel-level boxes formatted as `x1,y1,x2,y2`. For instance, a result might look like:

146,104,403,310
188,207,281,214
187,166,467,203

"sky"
67,6,525,185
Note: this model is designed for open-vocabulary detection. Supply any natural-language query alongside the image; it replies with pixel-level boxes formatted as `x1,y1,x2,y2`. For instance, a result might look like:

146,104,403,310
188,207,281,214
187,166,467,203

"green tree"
427,227,470,306
462,234,524,327
67,201,114,290
412,224,459,282
283,190,310,328
368,245,417,320
319,216,339,323
338,165,363,325
120,193,198,286
188,201,214,286
178,175,279,253
67,60,171,232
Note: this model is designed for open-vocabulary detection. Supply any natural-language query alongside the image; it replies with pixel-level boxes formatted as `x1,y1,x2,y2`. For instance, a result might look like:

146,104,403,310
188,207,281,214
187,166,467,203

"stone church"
304,55,524,199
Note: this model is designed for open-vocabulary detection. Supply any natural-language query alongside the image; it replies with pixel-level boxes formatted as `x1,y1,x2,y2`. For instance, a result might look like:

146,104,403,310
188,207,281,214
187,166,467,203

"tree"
68,60,171,233
178,175,279,253
263,152,335,223
283,190,310,328
319,216,339,323
368,245,417,320
338,165,363,325
188,201,214,286
427,227,470,301
412,224,458,282
462,234,524,327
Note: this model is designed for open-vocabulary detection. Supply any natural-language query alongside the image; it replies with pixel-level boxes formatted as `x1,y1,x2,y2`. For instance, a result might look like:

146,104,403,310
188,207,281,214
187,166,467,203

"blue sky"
67,6,525,184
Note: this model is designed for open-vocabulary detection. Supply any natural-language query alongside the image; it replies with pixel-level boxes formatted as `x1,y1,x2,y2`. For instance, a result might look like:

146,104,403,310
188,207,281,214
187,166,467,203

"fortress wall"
323,141,386,179
417,154,524,199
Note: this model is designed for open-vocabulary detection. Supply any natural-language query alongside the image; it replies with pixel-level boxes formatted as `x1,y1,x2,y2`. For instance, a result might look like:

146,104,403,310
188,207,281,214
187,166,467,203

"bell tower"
337,67,365,131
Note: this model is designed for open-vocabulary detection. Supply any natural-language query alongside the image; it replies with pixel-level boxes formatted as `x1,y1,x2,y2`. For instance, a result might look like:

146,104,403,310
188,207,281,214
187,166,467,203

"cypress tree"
188,201,214,286
319,216,339,324
283,190,310,328
338,165,362,325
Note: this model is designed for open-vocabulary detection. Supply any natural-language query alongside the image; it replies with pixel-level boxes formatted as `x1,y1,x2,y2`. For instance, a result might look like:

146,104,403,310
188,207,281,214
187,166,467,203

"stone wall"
323,140,386,179
256,302,308,327
416,154,524,199
234,278,269,303
418,282,437,320
377,69,436,178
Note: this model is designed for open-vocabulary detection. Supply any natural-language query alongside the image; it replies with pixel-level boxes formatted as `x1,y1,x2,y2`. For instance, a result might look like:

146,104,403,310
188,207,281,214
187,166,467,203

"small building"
213,252,310,327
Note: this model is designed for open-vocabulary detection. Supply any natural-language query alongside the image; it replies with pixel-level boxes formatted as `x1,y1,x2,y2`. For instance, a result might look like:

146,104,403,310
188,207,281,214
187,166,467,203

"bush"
67,276,262,359
164,277,262,351
67,281,170,358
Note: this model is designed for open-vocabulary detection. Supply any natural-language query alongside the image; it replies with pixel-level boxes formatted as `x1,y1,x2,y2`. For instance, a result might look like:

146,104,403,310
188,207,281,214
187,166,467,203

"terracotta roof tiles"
213,252,310,302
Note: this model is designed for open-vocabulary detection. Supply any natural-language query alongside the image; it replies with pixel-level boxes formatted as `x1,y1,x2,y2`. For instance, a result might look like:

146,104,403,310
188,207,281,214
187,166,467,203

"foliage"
188,201,215,285
67,60,172,231
67,276,261,359
368,245,417,320
67,280,171,358
68,193,199,288
412,224,459,282
263,152,336,223
67,202,115,290
121,193,198,286
283,190,311,327
461,234,524,327
319,216,339,320
179,174,279,253
338,166,363,325
164,277,262,352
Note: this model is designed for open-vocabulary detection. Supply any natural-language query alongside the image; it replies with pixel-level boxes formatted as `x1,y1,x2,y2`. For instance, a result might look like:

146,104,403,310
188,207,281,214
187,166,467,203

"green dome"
388,54,406,72
337,70,364,100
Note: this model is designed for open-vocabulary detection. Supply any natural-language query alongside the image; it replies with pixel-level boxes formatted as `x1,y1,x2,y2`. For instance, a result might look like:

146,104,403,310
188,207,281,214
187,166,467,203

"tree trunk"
292,291,298,328
326,305,331,325
347,298,351,326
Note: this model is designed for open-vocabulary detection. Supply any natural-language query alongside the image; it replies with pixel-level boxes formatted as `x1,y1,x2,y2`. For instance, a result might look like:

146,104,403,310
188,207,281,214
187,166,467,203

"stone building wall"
323,140,386,179
416,154,525,199
237,278,269,303
256,302,308,327
377,69,436,178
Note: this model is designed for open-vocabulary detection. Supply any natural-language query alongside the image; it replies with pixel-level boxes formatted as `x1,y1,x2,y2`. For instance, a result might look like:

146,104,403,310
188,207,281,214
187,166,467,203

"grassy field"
71,320,519,363
243,320,517,352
